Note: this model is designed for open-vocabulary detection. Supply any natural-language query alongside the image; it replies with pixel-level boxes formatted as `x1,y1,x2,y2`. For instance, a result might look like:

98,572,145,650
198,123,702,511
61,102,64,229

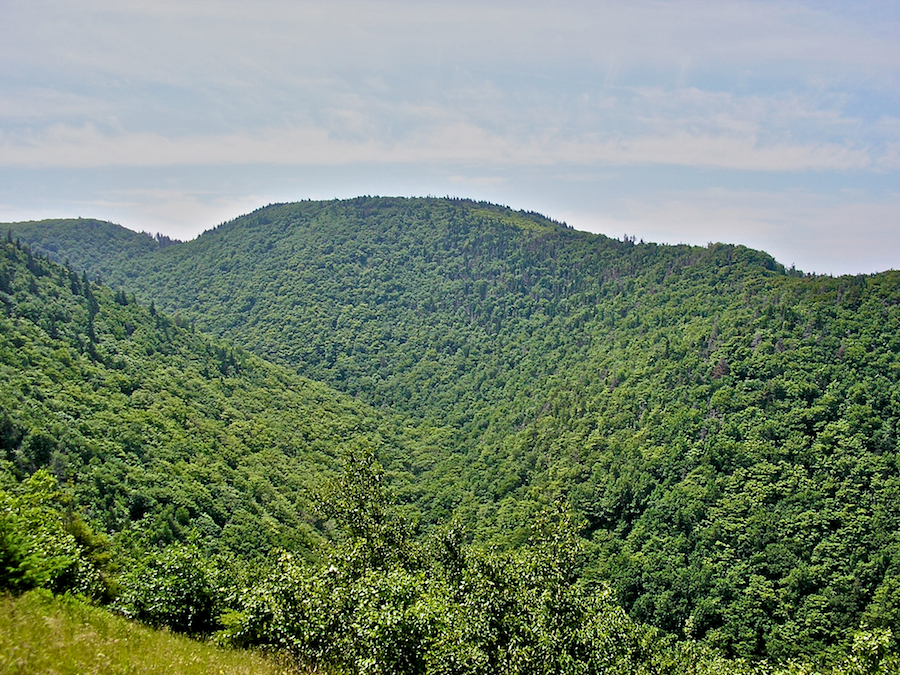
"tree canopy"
5,197,900,669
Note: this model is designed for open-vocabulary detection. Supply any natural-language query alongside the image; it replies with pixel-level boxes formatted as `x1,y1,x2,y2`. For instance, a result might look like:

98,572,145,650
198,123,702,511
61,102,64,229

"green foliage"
0,237,440,574
222,460,900,674
116,541,221,634
318,448,414,569
6,198,900,666
225,461,660,675
2,218,174,288
225,457,770,674
0,470,108,597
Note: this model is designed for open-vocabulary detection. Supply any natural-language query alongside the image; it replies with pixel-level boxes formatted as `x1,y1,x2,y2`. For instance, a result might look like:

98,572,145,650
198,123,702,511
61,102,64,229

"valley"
4,196,900,672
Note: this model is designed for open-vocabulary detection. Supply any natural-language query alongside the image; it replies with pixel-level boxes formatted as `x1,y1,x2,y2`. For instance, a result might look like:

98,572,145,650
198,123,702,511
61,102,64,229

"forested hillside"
0,235,450,589
7,197,900,667
0,233,779,675
5,217,177,285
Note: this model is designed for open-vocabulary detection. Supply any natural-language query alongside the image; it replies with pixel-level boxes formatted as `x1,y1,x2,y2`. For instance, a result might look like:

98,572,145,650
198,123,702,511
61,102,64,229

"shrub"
117,541,221,634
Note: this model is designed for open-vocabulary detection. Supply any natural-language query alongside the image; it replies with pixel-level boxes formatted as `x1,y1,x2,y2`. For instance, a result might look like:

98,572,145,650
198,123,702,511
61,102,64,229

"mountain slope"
0,236,447,566
7,199,787,436
0,233,777,675
5,218,175,286
7,197,900,661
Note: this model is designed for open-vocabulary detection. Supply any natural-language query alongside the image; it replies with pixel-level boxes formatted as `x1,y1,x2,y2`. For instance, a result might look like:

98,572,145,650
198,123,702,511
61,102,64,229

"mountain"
4,217,176,285
0,222,742,675
0,234,446,572
6,196,900,663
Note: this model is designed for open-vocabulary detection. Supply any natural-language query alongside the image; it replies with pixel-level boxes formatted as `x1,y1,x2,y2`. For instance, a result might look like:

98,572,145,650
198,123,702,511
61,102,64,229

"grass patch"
0,589,299,675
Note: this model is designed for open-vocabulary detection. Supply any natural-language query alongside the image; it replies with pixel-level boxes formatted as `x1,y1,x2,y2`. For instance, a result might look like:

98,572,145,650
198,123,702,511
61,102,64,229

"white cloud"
0,119,872,172
5,0,900,92
2,0,893,172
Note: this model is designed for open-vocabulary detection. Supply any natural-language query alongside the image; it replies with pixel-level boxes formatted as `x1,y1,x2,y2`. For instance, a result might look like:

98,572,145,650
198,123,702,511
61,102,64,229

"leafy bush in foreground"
116,541,222,634
221,455,679,674
218,453,900,675
0,469,109,598
225,517,658,674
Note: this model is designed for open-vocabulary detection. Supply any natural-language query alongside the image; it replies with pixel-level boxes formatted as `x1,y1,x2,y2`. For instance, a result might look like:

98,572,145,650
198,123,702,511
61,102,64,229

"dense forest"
0,231,465,555
4,197,900,672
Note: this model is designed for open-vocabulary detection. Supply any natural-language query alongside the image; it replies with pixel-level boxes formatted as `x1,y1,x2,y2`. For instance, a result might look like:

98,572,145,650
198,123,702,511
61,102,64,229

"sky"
1,0,899,275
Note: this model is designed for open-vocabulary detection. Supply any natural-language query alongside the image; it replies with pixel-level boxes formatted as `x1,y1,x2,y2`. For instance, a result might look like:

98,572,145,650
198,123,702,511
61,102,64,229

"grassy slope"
0,590,300,675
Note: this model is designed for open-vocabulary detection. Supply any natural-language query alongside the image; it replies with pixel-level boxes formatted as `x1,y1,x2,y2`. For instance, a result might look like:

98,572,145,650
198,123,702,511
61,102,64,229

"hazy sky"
2,0,899,275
